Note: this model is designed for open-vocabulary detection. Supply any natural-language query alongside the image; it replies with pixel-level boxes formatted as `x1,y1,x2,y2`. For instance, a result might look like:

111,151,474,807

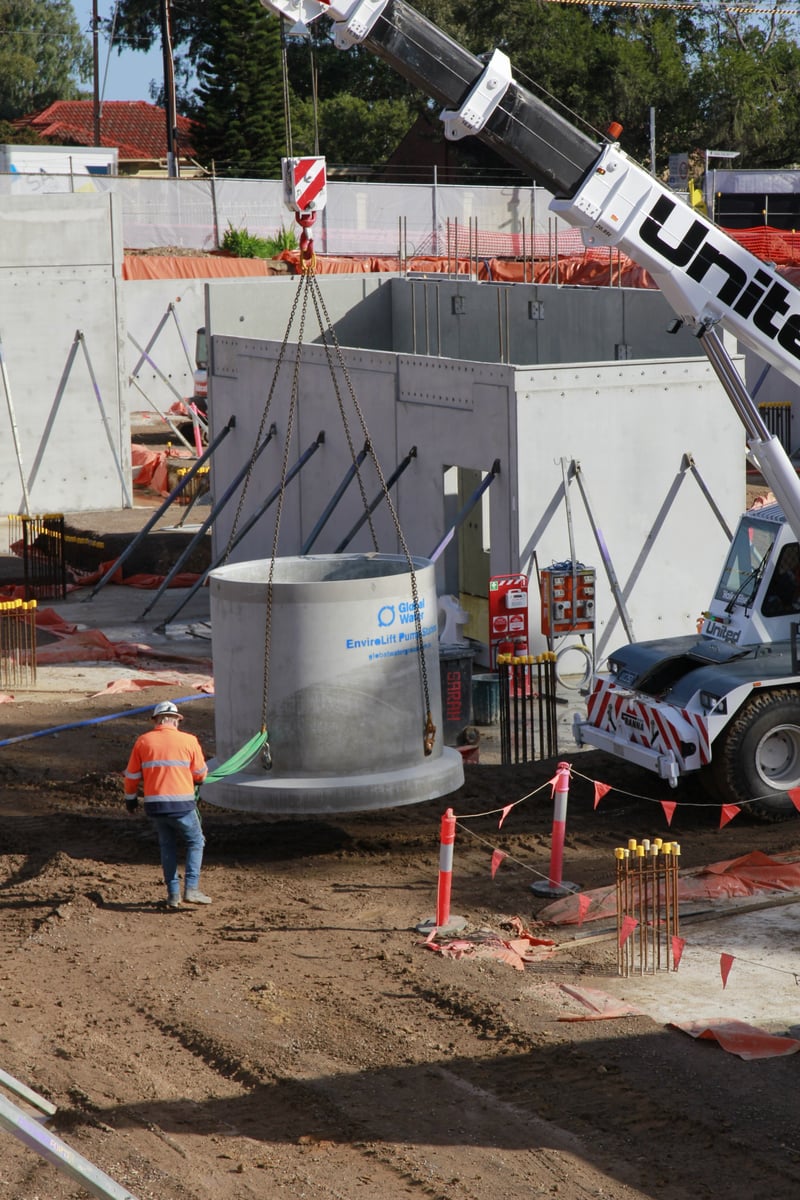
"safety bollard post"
415,807,468,937
531,761,580,898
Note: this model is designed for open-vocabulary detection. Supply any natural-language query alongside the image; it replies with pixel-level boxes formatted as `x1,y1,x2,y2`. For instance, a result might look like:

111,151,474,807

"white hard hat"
152,701,183,720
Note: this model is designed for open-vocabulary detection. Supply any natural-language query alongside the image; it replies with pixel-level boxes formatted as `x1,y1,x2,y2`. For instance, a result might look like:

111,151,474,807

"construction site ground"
1,491,800,1200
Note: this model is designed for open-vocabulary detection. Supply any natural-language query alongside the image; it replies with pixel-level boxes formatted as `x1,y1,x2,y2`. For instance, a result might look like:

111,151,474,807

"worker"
124,700,211,908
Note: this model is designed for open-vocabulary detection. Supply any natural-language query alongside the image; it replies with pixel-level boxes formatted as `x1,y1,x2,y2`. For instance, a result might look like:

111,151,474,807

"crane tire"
711,688,800,822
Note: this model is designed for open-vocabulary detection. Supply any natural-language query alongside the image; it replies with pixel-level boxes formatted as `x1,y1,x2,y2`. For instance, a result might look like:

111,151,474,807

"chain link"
309,276,433,743
218,262,435,754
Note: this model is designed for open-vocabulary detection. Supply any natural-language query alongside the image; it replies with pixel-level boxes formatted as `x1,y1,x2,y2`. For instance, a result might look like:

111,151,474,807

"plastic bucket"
439,643,474,745
472,673,500,725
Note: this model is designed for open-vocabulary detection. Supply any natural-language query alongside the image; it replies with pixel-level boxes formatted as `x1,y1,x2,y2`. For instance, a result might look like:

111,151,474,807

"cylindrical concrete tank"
201,554,464,814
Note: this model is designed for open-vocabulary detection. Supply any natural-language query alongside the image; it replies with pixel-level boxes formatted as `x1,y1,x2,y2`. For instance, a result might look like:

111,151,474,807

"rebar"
7,514,66,600
0,599,37,689
615,837,681,976
498,652,559,766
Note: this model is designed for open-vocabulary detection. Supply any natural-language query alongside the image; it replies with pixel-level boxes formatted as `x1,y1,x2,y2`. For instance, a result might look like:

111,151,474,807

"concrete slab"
575,898,800,1033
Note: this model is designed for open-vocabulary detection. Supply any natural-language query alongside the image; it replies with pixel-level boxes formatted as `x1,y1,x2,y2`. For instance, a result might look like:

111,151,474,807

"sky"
72,0,168,103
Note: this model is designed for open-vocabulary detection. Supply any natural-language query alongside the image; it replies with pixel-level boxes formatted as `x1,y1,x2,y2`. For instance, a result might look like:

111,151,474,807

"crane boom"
261,0,800,537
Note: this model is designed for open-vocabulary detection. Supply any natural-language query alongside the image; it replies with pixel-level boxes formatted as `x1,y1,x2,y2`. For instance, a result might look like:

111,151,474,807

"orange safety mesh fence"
124,224,800,285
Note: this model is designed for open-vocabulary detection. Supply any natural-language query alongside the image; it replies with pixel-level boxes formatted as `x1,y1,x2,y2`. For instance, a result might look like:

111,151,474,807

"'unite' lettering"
637,194,800,364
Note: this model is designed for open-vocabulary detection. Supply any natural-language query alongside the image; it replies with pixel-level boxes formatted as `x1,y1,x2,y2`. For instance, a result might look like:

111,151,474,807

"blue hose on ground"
0,693,213,749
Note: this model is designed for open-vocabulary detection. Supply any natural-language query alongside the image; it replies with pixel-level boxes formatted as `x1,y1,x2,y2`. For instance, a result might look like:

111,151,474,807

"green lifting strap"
202,730,270,785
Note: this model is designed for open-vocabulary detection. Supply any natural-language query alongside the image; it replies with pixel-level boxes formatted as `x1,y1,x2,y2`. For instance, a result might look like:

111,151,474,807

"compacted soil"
1,684,800,1200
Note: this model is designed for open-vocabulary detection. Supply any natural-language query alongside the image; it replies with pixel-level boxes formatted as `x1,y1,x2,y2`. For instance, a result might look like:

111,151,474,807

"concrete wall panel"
0,194,127,514
207,330,743,661
388,279,700,366
208,339,404,564
514,357,745,657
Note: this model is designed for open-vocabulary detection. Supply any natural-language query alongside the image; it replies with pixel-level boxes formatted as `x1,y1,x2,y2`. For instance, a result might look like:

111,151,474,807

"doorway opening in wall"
442,465,491,667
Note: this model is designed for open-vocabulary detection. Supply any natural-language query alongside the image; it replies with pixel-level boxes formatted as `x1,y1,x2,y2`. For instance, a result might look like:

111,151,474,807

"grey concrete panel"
123,279,208,416
388,278,700,365
208,338,405,565
206,326,742,663
395,357,518,578
514,357,744,656
0,194,127,513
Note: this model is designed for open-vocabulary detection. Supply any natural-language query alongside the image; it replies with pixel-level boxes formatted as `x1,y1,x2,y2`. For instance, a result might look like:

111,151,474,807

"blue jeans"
150,808,205,897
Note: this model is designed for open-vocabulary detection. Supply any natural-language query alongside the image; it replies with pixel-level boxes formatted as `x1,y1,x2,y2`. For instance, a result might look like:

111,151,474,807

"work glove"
125,796,139,813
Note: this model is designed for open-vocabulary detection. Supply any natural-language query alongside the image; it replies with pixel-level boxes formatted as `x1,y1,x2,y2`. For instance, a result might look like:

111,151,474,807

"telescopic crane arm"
262,0,800,539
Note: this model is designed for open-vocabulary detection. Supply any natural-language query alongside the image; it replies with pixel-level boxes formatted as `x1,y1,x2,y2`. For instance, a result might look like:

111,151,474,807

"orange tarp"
539,851,800,926
122,255,281,280
671,1019,800,1060
122,226,800,283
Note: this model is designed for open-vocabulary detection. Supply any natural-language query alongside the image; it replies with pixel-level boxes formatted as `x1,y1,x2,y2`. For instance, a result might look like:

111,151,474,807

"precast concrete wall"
388,278,701,365
515,356,744,659
205,328,744,655
122,274,398,422
206,336,518,576
198,274,699,370
0,193,127,514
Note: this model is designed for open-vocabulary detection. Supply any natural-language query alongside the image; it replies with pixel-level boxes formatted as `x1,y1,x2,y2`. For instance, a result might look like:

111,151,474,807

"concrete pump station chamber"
201,553,465,814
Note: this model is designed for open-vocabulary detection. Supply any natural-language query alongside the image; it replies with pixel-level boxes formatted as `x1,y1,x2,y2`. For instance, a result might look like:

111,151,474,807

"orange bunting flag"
619,914,638,947
576,892,592,926
719,804,741,829
593,781,612,810
720,952,735,989
789,788,800,813
672,936,685,970
498,804,514,829
661,800,677,827
490,849,507,879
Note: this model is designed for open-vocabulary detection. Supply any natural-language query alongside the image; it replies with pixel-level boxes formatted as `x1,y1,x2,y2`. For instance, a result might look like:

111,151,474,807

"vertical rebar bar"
663,843,673,971
615,848,624,975
536,656,545,760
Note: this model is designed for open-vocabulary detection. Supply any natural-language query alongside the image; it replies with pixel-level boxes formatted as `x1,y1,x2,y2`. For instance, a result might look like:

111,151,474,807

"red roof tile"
15,101,197,162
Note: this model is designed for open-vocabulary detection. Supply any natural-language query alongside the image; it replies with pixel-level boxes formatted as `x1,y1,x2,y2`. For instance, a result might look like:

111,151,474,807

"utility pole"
92,0,101,147
160,0,179,177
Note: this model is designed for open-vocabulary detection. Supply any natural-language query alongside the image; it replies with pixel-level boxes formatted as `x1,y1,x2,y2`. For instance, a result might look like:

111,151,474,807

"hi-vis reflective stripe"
293,158,326,211
587,679,710,765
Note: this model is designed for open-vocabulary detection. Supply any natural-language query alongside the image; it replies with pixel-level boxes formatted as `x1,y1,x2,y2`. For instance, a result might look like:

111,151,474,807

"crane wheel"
710,688,800,822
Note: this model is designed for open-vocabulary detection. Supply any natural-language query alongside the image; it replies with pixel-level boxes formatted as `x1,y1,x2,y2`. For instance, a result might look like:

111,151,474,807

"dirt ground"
2,487,800,1200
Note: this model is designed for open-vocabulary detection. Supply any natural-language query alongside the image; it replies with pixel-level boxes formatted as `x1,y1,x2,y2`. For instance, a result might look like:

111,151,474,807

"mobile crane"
260,0,800,818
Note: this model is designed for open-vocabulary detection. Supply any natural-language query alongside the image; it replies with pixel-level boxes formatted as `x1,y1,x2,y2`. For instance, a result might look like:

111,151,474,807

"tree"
192,0,284,177
107,0,800,175
0,0,90,121
694,27,800,166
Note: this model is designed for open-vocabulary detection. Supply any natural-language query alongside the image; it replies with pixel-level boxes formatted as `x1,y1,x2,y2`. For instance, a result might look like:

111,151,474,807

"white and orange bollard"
531,761,580,898
416,807,468,937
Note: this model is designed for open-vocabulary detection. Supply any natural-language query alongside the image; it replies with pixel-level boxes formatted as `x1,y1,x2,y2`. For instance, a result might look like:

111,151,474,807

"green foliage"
102,0,800,172
221,222,297,258
289,93,415,163
192,0,284,178
0,119,44,144
264,225,298,254
0,0,90,121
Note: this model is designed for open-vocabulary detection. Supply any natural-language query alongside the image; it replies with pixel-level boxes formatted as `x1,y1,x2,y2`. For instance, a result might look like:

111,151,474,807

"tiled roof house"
14,101,199,174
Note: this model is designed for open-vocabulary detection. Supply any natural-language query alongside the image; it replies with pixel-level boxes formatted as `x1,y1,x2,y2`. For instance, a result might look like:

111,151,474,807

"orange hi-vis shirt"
124,725,208,816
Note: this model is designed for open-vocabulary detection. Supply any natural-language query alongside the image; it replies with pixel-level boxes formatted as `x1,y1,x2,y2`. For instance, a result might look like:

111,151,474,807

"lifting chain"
219,255,435,760
307,276,435,753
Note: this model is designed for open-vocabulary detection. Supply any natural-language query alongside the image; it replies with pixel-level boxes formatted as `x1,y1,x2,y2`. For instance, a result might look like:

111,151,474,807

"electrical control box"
488,574,529,667
540,563,596,637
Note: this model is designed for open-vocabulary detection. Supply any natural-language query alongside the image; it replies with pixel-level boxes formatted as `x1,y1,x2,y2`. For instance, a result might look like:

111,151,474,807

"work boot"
166,894,181,909
184,888,212,904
